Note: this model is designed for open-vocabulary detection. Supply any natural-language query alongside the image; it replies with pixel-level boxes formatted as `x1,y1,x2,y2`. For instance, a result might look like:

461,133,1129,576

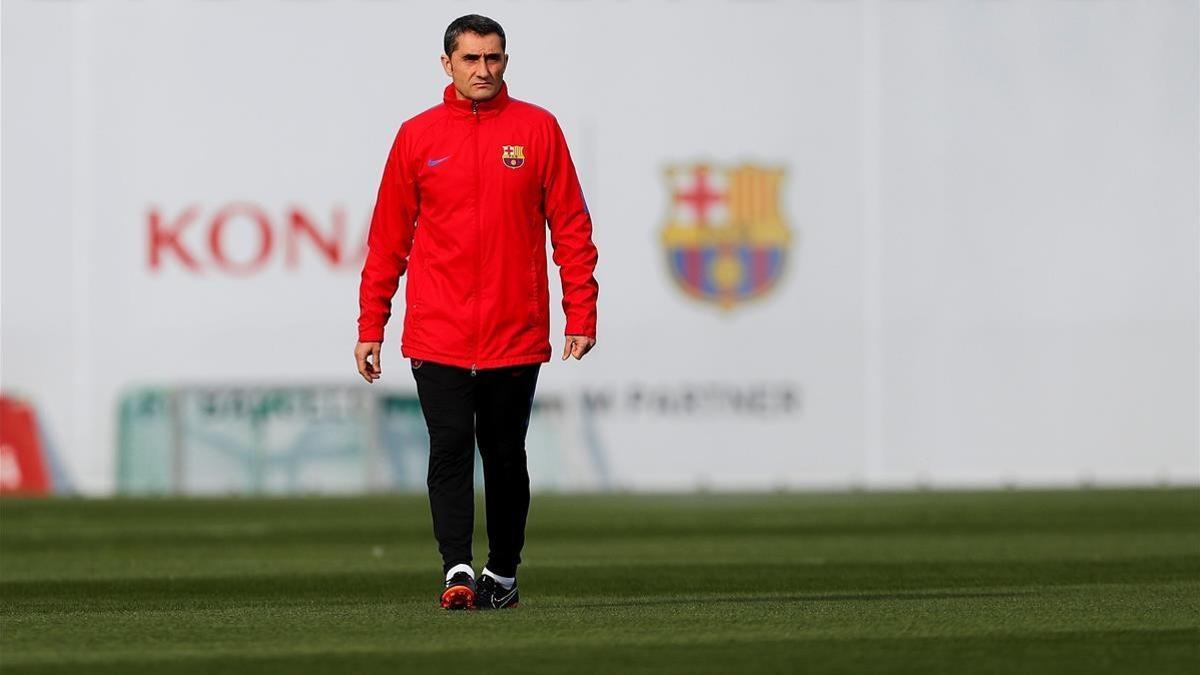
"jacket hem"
401,344,551,370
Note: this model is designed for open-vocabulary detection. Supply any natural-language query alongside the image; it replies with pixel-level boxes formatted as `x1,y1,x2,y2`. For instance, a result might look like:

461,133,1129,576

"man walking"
354,14,599,611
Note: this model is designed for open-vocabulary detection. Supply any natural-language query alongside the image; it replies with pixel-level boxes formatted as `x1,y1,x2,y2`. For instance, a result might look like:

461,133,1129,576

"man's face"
441,31,508,102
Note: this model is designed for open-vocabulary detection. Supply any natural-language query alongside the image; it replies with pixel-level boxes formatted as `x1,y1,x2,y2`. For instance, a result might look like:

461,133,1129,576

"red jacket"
358,82,599,371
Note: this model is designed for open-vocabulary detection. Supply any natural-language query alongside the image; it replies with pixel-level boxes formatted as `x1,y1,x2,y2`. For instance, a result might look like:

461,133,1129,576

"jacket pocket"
528,255,542,328
405,267,423,329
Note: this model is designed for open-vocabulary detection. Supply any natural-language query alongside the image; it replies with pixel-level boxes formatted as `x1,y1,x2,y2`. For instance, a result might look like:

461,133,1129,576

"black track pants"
409,358,540,578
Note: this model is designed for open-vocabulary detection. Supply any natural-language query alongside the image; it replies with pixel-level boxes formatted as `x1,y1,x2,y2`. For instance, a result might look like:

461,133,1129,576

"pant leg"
474,363,540,578
410,359,477,574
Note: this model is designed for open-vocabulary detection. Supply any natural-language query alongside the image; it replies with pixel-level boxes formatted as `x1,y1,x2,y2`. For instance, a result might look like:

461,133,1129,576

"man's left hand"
562,335,596,361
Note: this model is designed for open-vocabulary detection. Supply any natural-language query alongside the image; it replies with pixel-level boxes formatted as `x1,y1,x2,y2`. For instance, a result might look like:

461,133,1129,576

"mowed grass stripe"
4,489,1196,538
3,557,1199,610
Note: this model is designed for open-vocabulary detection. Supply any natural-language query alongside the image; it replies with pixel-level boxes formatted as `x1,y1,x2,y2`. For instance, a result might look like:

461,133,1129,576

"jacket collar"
442,81,511,118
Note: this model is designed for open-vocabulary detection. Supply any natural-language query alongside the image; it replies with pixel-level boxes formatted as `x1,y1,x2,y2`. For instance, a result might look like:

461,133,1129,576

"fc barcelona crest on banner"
661,162,793,309
501,145,525,169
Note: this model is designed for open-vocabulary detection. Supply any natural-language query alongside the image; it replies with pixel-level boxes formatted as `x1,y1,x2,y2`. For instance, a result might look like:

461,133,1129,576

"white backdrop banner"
3,0,1197,494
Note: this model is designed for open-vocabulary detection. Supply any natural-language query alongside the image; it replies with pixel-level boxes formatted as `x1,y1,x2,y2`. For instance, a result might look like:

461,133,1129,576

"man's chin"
465,84,499,101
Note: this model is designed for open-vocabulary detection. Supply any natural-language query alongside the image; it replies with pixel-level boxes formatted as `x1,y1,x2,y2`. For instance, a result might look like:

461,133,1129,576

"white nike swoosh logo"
427,155,451,167
492,586,518,606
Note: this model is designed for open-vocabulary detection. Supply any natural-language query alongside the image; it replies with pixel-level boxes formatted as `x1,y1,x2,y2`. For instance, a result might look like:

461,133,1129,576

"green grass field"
2,489,1198,673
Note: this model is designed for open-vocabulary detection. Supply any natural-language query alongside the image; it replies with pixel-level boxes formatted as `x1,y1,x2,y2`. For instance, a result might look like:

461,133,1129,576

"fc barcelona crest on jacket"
661,163,792,309
501,145,525,169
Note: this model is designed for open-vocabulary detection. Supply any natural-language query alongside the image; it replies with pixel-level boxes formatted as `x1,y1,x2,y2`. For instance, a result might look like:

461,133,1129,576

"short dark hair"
444,14,506,56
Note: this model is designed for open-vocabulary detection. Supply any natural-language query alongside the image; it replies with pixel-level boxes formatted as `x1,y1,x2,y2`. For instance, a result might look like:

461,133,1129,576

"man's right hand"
355,342,382,383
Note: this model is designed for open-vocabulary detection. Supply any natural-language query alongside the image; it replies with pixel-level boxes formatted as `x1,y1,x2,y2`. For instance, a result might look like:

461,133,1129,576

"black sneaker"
440,571,475,610
475,574,520,610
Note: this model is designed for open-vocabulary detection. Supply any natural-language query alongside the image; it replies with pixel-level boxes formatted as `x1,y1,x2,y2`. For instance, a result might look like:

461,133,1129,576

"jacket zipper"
471,100,480,378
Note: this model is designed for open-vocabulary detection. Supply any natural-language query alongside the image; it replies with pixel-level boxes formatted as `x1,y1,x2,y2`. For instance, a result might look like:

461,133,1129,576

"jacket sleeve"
357,124,419,343
542,117,599,340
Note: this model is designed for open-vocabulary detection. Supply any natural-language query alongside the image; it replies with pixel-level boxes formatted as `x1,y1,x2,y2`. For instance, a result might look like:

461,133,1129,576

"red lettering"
147,203,370,274
208,203,273,274
148,206,201,271
286,206,344,268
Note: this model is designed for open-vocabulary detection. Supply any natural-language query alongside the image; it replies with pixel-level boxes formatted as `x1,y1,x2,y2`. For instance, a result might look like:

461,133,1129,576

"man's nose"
474,60,490,79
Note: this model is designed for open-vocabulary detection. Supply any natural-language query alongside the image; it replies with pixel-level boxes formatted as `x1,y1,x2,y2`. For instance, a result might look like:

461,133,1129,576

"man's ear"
440,53,453,77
